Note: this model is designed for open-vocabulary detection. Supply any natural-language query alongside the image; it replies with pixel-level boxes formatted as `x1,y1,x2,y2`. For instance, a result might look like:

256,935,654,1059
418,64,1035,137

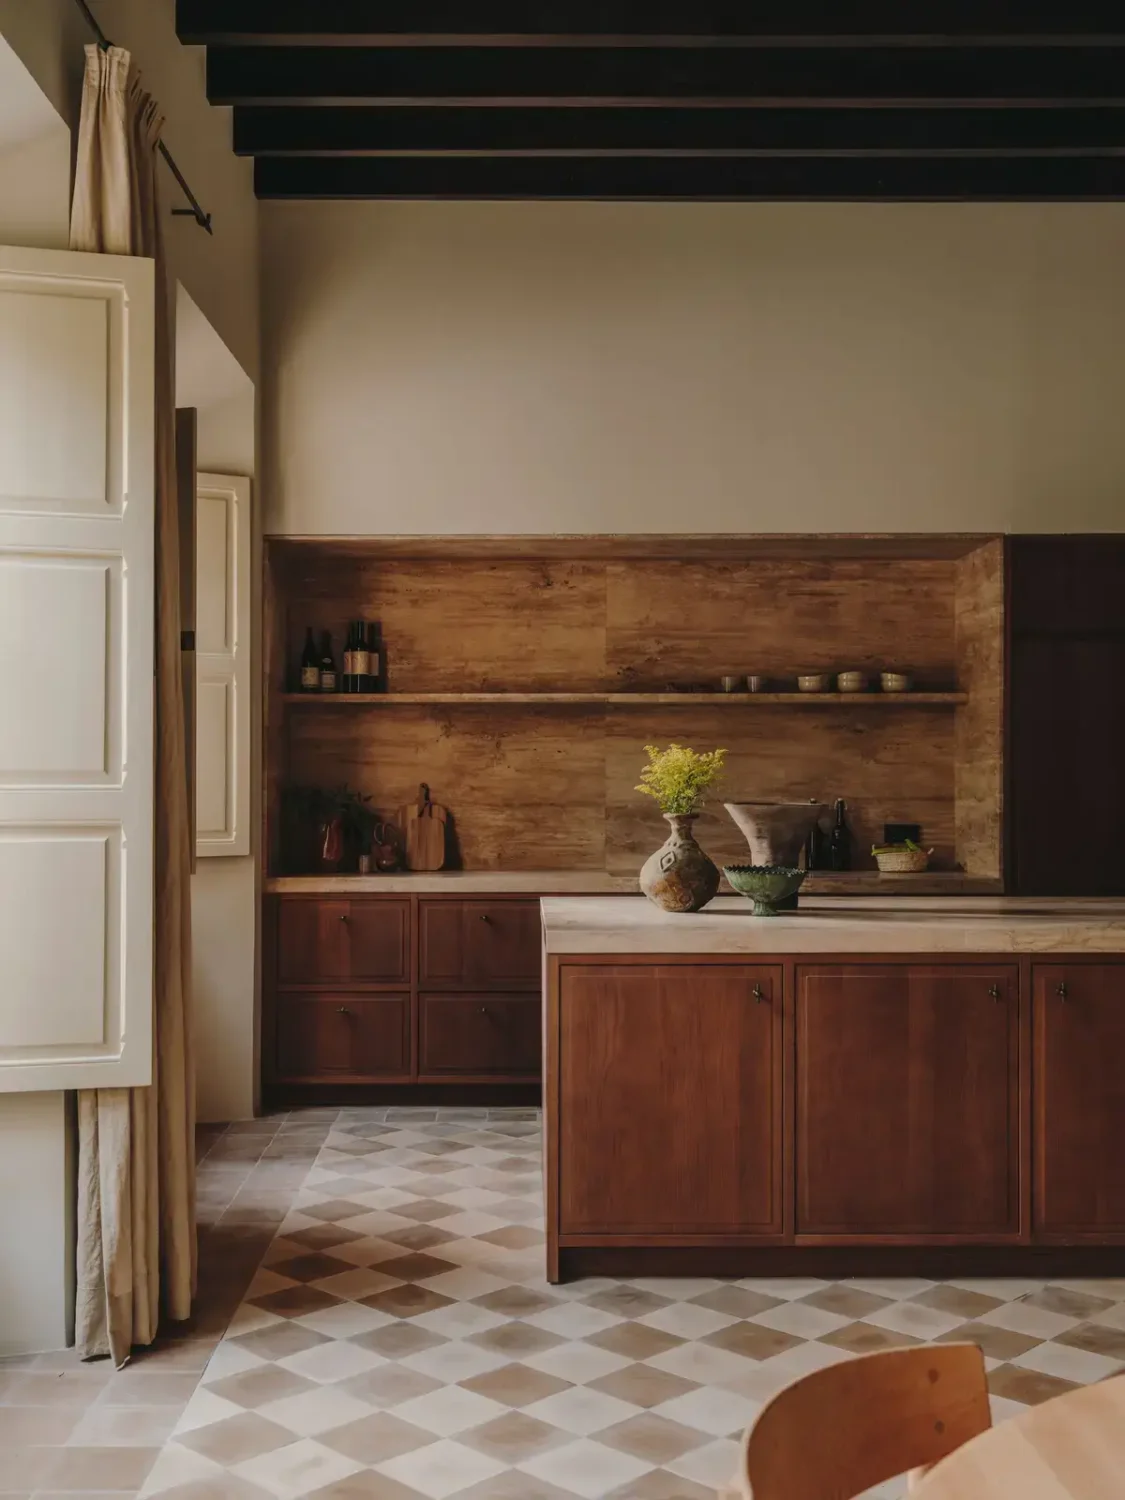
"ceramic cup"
797,672,831,693
746,675,768,693
720,675,741,692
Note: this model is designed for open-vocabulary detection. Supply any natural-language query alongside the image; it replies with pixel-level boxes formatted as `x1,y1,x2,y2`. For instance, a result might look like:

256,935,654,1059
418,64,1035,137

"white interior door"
0,244,154,1092
195,473,250,857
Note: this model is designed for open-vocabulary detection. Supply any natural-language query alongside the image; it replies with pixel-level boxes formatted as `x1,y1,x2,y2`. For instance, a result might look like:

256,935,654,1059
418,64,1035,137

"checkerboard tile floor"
127,1108,1125,1500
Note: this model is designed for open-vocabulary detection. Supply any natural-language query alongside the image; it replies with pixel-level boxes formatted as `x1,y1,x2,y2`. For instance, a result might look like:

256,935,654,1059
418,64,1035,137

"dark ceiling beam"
207,45,1125,107
234,105,1125,157
255,153,1125,198
177,0,1125,46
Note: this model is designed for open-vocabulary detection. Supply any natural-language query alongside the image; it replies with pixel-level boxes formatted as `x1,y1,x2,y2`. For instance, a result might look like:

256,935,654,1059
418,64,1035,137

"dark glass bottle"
318,630,337,693
353,620,371,693
299,626,319,692
829,798,851,871
341,621,355,694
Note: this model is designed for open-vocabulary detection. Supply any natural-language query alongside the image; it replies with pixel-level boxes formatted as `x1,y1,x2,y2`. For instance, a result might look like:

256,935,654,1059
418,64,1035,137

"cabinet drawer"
278,898,410,984
276,994,409,1081
420,994,541,1078
419,900,540,989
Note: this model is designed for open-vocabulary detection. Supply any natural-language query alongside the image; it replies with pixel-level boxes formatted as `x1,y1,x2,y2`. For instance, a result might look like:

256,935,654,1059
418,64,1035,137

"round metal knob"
479,913,491,923
339,913,348,922
337,1006,350,1015
988,984,1002,1001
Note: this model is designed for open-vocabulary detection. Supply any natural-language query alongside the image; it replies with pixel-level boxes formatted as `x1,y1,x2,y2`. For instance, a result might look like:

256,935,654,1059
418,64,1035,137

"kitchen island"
541,896,1125,1282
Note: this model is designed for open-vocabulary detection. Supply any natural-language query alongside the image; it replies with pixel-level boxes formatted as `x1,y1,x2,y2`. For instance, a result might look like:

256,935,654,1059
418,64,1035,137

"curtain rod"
71,0,213,234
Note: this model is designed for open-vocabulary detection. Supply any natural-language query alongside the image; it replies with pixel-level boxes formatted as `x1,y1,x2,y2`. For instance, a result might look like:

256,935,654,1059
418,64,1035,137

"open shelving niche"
264,534,1004,888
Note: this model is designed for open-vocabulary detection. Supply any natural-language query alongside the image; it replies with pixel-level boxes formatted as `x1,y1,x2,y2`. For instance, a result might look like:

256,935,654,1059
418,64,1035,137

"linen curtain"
69,44,196,1365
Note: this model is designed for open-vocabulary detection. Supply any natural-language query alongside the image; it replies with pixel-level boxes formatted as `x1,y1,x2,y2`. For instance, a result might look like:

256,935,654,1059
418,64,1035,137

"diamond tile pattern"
122,1110,1125,1499
8,1109,1118,1500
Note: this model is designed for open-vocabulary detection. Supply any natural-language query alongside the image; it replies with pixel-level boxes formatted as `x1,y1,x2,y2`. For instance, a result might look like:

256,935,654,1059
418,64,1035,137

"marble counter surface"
541,895,1125,954
267,871,1002,896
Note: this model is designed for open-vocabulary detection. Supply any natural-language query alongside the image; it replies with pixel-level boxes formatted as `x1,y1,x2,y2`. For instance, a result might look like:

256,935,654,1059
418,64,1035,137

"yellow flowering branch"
635,743,727,816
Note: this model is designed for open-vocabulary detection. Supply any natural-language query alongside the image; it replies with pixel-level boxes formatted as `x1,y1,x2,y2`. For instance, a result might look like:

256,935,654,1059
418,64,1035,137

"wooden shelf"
281,691,968,707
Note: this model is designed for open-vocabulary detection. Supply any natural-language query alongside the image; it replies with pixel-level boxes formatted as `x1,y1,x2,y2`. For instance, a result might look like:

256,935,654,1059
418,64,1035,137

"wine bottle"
366,621,384,693
829,798,851,871
299,626,319,692
319,630,337,693
353,620,370,693
341,621,356,694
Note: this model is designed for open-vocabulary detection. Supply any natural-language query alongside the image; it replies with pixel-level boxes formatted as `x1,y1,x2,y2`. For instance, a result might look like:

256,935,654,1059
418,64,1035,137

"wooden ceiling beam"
177,0,1125,46
254,152,1125,198
234,104,1125,156
207,45,1125,107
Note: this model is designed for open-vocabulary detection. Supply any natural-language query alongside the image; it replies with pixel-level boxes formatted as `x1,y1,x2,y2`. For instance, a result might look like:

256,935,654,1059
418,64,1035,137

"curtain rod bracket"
72,0,213,234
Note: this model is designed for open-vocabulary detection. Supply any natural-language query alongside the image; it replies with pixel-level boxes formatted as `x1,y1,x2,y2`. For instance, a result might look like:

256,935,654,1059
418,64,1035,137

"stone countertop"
267,871,1002,896
540,895,1125,954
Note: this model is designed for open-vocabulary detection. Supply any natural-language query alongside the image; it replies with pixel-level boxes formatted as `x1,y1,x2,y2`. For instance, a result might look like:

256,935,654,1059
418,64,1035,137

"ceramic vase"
640,813,720,913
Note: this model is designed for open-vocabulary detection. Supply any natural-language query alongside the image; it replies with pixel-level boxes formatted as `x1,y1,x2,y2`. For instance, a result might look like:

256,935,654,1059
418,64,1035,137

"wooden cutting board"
400,783,447,871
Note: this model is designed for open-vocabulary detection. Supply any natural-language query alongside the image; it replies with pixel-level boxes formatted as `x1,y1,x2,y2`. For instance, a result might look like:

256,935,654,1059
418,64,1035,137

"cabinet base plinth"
555,1244,1125,1284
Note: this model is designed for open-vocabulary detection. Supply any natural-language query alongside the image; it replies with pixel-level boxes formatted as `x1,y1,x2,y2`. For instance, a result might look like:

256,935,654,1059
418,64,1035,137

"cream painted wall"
262,200,1125,536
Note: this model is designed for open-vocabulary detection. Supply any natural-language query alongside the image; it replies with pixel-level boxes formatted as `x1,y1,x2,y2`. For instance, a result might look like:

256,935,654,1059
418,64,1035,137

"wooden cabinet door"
420,900,540,989
558,964,782,1236
278,898,410,984
276,994,410,1081
797,965,1019,1238
419,995,541,1079
1034,963,1125,1237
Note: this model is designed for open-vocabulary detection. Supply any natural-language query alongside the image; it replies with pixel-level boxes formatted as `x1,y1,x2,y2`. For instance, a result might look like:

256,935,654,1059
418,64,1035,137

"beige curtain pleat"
70,45,196,1367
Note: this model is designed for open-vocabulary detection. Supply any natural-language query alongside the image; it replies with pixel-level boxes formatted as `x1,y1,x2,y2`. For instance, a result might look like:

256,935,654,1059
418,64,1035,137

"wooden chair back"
727,1342,990,1500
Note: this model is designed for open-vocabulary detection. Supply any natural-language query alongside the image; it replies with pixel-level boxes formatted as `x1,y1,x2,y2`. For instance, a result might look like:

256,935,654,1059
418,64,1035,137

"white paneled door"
195,473,250,857
0,244,154,1091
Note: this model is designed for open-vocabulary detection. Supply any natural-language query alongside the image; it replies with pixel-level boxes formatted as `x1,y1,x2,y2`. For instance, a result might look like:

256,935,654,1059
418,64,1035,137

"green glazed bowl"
723,864,806,916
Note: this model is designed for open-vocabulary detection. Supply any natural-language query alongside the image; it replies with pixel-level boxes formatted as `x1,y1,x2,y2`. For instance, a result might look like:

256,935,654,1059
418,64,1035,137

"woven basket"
874,848,930,873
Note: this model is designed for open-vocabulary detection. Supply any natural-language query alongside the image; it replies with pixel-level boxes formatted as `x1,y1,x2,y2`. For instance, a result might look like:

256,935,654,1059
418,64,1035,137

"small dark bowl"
723,864,806,916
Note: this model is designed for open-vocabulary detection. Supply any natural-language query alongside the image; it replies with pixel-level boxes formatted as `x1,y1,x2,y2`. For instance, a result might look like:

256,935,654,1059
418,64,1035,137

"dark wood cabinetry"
1033,963,1125,1237
276,994,410,1082
419,900,540,988
796,964,1019,1238
546,952,1125,1279
419,995,540,1078
265,893,543,1098
557,964,782,1237
1008,537,1125,896
277,898,410,984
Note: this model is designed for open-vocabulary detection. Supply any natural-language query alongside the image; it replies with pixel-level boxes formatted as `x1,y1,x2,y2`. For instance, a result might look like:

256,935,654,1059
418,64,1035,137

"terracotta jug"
639,813,720,913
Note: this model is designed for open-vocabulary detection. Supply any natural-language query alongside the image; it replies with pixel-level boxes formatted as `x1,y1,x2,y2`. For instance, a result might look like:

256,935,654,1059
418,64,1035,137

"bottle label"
370,652,380,679
354,648,370,677
320,670,337,692
300,666,319,689
343,649,355,677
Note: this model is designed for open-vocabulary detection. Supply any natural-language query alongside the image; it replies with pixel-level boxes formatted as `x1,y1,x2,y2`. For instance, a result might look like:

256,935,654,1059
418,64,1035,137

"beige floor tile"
987,1362,1080,1406
457,1363,572,1410
175,1410,295,1465
457,1410,572,1464
318,1409,434,1463
587,1363,699,1411
820,1321,923,1355
0,1409,78,1445
46,1444,161,1490
598,1411,713,1465
68,1403,182,1447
